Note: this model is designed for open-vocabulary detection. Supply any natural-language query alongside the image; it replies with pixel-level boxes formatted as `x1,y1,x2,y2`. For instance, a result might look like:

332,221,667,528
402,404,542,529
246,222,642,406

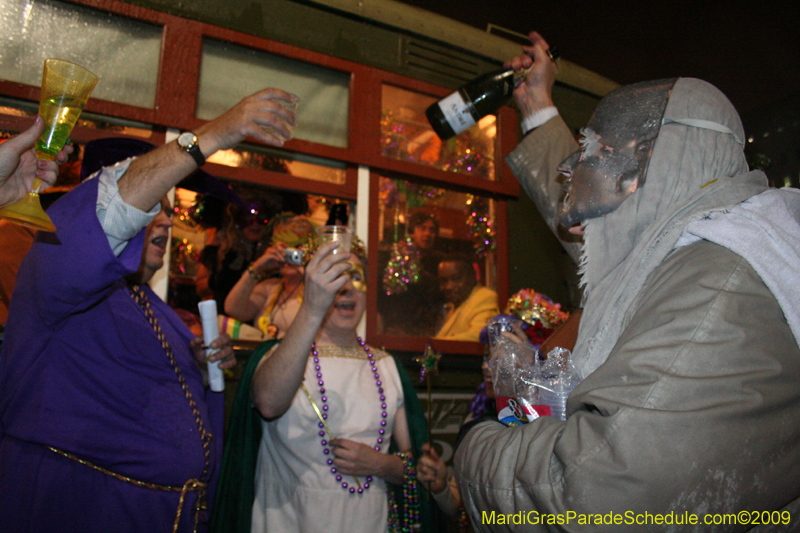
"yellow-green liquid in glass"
36,96,85,160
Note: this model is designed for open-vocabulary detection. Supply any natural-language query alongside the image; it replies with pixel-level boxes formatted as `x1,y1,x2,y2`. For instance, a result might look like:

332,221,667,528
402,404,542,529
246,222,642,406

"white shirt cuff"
93,157,160,256
521,106,559,134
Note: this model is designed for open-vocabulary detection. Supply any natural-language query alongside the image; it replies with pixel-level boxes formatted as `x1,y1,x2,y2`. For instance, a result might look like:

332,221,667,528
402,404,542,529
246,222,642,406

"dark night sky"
395,0,800,118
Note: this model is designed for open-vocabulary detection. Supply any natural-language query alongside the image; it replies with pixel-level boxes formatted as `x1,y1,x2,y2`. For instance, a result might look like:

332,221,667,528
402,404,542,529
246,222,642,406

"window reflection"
206,142,346,185
381,85,497,181
376,175,496,339
199,38,350,148
0,0,162,108
1,97,156,139
169,183,351,341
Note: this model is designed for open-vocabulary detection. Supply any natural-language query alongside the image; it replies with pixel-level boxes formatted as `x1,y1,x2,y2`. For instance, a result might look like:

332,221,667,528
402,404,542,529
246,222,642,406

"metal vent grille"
400,37,499,89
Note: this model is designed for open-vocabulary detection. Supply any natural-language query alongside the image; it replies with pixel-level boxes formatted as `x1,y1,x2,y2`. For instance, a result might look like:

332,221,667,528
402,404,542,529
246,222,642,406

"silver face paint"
558,78,677,228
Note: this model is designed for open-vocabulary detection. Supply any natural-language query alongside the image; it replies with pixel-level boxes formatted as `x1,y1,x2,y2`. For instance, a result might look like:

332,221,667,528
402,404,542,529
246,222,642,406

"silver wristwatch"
177,131,205,167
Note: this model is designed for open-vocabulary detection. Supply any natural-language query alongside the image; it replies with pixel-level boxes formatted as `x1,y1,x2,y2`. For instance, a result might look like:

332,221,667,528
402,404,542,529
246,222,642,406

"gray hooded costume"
455,78,800,531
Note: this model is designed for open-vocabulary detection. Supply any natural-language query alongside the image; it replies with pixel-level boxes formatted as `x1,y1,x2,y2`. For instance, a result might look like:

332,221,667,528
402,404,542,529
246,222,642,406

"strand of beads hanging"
312,337,388,495
387,451,421,532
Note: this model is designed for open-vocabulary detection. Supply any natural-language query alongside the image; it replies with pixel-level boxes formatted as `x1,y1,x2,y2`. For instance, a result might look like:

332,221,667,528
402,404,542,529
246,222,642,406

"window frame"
0,0,516,353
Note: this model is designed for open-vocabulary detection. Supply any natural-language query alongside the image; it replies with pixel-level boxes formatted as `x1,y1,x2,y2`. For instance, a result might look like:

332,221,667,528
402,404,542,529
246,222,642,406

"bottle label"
496,396,551,426
438,91,476,136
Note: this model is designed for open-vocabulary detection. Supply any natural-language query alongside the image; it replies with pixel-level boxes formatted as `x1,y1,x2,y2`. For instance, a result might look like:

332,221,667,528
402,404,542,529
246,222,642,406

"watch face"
178,132,197,149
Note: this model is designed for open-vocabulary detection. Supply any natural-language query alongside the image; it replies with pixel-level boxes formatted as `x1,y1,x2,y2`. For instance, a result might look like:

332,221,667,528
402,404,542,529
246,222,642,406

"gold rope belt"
47,445,207,533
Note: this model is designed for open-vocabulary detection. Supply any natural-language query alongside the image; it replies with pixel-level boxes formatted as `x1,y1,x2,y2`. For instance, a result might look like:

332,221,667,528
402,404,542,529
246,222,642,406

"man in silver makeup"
454,32,800,531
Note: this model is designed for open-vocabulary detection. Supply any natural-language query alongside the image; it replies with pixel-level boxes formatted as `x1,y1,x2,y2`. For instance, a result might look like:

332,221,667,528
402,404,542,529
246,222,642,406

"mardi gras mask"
347,261,367,293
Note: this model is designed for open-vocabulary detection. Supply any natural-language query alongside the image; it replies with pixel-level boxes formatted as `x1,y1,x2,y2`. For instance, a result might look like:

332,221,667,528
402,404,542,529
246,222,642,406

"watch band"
185,143,205,167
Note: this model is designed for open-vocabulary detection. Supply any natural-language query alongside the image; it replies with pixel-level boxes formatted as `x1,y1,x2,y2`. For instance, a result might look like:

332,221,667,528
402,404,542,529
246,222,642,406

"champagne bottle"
425,47,559,140
425,69,520,141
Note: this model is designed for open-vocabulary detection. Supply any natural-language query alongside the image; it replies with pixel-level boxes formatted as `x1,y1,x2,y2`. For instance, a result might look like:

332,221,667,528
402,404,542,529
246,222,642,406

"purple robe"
0,178,223,533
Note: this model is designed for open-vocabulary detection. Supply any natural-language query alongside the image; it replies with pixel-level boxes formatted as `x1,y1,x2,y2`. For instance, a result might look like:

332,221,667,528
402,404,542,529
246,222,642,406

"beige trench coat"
454,117,800,532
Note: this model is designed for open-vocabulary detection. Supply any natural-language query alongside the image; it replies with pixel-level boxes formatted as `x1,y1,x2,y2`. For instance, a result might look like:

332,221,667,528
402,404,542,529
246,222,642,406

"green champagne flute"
0,59,97,232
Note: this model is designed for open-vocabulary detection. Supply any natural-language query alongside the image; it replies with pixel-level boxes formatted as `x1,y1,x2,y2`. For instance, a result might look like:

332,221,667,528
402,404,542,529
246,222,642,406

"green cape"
209,340,445,532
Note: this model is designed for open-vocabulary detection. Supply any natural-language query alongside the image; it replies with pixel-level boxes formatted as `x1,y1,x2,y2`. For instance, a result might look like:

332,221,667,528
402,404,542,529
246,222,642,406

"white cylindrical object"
198,299,225,392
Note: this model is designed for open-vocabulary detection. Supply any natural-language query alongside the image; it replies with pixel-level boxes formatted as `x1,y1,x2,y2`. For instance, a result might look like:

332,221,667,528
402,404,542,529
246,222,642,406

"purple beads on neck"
313,338,385,495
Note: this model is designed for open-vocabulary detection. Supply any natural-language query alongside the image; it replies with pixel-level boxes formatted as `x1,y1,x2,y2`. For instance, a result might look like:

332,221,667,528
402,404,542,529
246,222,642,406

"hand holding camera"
248,243,287,281
248,243,307,282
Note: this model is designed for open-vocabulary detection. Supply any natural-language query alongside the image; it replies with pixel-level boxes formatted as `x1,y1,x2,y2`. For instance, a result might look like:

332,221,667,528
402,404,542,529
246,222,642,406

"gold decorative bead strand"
129,284,214,531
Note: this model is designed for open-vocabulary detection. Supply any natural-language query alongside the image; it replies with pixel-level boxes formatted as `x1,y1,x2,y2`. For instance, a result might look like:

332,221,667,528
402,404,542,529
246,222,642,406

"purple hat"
80,137,243,205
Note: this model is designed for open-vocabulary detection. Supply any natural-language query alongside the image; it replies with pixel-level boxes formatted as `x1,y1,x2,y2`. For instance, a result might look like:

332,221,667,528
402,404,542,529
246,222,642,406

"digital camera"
284,248,303,266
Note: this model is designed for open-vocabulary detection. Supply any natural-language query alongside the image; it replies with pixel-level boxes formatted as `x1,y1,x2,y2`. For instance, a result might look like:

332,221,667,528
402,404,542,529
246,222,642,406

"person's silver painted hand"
504,31,558,120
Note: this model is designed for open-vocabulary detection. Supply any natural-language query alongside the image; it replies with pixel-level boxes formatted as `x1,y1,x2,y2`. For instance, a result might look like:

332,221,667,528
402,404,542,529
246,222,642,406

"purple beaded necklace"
311,337,388,495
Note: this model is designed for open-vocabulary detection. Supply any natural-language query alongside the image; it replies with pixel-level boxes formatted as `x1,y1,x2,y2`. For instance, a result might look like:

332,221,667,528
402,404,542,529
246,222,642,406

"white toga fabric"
251,345,404,533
